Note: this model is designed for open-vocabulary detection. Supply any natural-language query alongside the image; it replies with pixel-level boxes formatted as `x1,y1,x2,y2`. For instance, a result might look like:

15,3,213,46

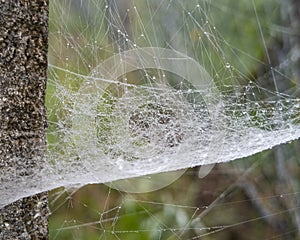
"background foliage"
47,1,300,239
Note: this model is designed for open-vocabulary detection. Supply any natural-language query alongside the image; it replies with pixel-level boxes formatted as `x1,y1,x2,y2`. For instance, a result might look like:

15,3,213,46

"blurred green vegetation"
47,0,300,239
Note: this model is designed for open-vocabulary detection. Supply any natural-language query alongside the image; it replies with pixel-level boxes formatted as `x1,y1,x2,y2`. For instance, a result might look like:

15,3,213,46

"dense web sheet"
1,2,300,235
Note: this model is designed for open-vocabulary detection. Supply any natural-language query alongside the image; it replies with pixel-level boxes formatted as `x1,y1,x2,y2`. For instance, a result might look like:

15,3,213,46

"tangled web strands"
1,0,300,208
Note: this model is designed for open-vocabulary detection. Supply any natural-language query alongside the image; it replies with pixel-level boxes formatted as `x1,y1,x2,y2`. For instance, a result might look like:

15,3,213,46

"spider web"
43,0,300,194
1,0,300,238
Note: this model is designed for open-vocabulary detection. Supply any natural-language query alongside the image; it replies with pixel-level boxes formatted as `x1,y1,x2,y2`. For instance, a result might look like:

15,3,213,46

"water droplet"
116,158,124,170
